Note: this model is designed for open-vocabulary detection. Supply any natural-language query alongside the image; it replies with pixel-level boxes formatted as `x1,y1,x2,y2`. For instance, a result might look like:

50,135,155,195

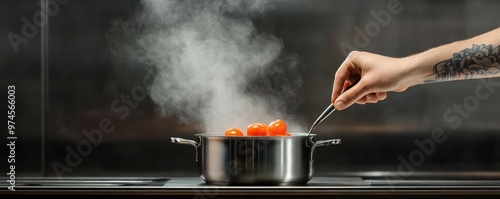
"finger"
334,80,371,110
331,67,349,104
331,57,357,104
356,96,367,104
342,75,359,93
394,87,407,92
365,93,379,103
376,92,387,100
358,92,386,104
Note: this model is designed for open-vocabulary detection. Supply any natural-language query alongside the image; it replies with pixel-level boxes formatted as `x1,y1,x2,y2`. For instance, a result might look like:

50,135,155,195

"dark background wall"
1,0,500,177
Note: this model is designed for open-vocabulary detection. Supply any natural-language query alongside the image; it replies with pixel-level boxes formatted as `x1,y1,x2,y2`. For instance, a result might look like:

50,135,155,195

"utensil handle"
171,137,199,162
313,138,342,147
310,138,341,162
307,104,336,135
307,79,360,135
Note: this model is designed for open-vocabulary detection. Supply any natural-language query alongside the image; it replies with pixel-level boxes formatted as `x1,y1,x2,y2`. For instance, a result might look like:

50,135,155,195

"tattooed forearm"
430,44,500,82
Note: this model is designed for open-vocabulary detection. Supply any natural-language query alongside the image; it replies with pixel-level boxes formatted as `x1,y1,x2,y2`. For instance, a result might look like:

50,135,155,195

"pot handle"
310,138,341,162
171,137,199,162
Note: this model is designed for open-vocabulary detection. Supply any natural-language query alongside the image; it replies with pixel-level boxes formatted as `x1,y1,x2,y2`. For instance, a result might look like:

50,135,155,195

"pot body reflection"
172,133,340,185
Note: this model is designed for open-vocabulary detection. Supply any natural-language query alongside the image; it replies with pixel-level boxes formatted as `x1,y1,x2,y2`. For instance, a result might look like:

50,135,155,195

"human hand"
331,51,423,110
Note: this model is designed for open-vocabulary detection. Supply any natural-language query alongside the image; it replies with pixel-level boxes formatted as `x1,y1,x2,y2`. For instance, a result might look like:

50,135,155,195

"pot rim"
195,133,316,139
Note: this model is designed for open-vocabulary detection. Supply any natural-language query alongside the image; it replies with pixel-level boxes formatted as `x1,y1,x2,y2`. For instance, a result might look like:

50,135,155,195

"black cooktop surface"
3,172,500,197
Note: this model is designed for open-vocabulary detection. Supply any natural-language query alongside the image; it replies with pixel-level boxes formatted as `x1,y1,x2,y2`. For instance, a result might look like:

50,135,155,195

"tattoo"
430,44,500,82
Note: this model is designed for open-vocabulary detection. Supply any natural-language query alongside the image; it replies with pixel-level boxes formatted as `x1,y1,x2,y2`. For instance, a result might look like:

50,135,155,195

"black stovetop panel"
2,173,500,197
4,176,500,188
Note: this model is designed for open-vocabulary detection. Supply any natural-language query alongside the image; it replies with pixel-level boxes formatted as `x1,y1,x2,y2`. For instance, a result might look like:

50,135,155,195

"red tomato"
225,128,244,136
247,123,268,136
267,119,287,136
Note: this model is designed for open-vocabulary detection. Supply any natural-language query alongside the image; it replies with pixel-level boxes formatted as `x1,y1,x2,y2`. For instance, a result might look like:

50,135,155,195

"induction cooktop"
3,172,500,197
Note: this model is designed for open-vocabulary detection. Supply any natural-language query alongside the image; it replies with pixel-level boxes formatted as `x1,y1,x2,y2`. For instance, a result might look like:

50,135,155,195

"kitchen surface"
3,173,500,197
2,0,500,198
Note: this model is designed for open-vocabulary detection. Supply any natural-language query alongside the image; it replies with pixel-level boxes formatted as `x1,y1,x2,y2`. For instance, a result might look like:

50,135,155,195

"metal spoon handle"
307,104,336,135
307,79,359,135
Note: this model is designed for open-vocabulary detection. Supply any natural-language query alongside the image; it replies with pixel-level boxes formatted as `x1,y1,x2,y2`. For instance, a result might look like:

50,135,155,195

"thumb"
333,81,370,110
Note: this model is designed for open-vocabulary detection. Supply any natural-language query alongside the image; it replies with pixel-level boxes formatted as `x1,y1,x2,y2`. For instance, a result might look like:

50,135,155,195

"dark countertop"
3,173,500,198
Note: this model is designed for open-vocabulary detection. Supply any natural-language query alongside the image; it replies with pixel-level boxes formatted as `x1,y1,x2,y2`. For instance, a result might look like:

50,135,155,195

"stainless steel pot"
171,133,341,185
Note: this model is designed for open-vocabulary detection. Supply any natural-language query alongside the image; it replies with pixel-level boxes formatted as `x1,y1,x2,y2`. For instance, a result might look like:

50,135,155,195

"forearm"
407,27,500,86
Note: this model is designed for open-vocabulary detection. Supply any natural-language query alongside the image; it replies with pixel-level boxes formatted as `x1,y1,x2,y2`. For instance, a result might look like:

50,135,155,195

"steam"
109,0,303,134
